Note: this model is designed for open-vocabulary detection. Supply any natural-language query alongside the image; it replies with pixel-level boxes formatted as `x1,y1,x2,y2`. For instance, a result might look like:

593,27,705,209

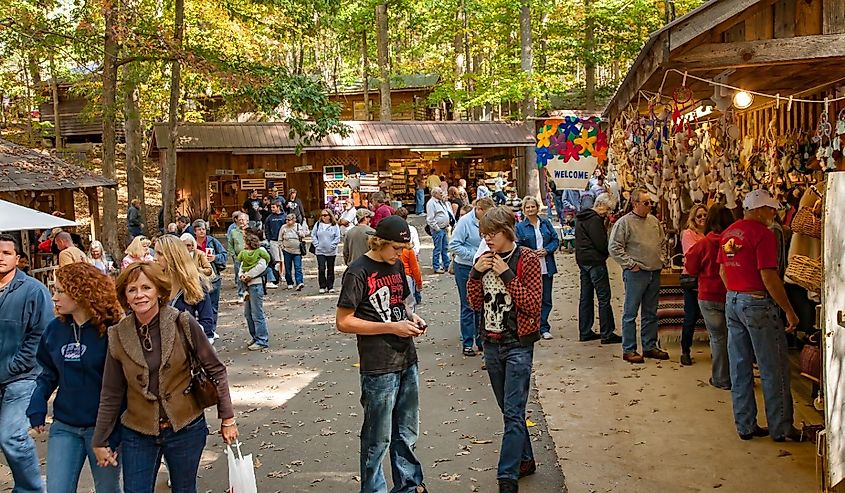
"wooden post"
85,188,101,242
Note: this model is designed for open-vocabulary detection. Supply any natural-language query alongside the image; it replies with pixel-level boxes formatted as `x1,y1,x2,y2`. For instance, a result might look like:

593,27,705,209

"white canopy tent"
0,199,78,232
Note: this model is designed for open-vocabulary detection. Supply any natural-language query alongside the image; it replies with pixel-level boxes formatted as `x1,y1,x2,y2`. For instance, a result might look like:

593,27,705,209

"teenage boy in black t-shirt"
336,216,428,493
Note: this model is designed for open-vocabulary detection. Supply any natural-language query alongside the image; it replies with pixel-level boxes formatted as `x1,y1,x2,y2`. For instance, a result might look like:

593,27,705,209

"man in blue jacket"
448,197,495,356
0,233,53,492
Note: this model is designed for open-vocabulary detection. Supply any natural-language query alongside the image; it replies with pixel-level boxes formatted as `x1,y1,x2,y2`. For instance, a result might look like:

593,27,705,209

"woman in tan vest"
92,262,238,492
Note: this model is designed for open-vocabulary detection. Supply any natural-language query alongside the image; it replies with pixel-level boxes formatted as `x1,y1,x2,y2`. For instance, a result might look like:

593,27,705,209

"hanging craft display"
536,116,609,190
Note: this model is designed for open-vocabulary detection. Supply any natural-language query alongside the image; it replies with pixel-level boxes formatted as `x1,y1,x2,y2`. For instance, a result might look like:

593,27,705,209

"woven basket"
786,255,822,292
791,207,821,239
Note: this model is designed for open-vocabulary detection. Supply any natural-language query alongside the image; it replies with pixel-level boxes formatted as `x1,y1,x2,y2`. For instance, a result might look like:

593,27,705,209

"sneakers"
247,343,266,351
643,348,670,360
579,332,601,342
296,283,304,291
541,332,553,340
680,353,694,366
518,458,536,478
319,288,326,294
286,284,294,290
601,334,623,344
434,268,445,274
266,282,278,289
207,333,218,345
623,352,645,364
499,478,518,493
462,347,477,357
329,288,336,293
236,293,247,303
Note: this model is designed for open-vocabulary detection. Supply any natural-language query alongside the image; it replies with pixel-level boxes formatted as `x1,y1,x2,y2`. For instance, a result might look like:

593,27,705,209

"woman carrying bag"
280,214,306,290
93,261,238,493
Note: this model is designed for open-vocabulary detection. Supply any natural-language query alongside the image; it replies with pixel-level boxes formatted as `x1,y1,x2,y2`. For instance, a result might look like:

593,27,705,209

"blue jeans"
579,264,616,339
621,269,660,354
359,364,423,493
0,379,42,493
245,283,269,347
553,195,565,222
540,274,553,334
283,251,304,286
484,343,534,481
233,260,244,297
121,416,208,493
494,191,507,205
415,189,425,215
47,419,122,493
431,229,449,271
316,254,336,290
698,300,731,388
681,287,701,355
725,292,794,438
454,263,481,349
208,277,221,336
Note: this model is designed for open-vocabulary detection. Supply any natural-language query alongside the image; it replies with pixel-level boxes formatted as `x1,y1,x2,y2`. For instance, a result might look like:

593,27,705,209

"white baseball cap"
742,189,781,210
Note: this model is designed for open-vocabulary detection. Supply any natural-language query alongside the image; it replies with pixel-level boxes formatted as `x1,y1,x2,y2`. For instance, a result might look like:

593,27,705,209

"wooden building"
148,121,534,225
39,81,124,144
0,138,117,241
329,74,444,121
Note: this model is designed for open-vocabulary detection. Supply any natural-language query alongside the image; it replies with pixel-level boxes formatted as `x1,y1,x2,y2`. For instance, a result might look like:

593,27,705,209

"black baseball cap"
367,216,412,243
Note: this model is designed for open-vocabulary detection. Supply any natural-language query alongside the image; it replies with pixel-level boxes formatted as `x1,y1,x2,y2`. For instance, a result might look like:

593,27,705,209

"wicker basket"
786,255,822,292
791,207,821,239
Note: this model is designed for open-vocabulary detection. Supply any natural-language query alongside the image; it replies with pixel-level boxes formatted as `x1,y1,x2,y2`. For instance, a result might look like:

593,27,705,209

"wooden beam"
823,0,845,33
670,0,766,50
671,33,845,70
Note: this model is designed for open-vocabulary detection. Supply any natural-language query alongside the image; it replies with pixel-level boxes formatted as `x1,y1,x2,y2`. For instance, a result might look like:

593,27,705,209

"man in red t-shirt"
717,189,801,443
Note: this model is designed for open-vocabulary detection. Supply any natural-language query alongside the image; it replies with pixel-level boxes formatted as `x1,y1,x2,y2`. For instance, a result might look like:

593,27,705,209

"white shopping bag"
226,441,257,493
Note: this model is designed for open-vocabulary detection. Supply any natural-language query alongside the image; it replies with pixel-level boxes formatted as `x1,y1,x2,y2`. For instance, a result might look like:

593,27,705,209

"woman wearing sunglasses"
679,204,708,366
311,209,341,293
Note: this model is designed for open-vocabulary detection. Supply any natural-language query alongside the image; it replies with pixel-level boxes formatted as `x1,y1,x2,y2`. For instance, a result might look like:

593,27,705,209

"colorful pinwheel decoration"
535,147,554,166
535,117,608,167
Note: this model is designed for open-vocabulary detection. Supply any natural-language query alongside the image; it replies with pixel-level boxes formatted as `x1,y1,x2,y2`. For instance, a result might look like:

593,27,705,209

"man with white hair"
719,189,802,442
426,187,454,274
608,189,667,364
55,232,86,267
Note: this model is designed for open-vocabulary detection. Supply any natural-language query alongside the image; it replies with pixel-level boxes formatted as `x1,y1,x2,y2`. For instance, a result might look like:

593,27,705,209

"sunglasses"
321,214,330,217
638,201,653,206
695,213,707,219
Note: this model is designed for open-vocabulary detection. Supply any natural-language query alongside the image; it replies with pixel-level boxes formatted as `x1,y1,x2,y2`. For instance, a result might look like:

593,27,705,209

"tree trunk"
48,56,62,150
362,31,369,121
123,67,145,225
519,0,539,198
584,0,596,111
375,3,391,121
163,0,184,226
101,0,120,255
453,18,464,121
20,56,34,144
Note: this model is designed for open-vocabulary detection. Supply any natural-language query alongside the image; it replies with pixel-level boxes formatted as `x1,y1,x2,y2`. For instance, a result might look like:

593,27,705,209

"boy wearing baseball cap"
718,189,802,442
336,215,428,493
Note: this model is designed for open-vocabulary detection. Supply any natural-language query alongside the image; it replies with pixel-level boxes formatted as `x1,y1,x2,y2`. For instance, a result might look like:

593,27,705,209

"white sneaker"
329,288,336,293
287,284,294,290
266,282,278,289
541,332,553,340
297,283,304,291
319,288,326,294
247,343,265,351
236,293,246,303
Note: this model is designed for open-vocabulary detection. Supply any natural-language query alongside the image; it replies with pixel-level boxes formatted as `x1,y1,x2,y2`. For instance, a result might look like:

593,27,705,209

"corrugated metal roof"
0,139,117,192
151,121,535,153
333,74,440,95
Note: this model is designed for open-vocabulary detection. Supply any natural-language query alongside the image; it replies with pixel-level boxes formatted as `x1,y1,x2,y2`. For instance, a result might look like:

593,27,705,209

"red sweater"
684,231,727,302
371,204,394,228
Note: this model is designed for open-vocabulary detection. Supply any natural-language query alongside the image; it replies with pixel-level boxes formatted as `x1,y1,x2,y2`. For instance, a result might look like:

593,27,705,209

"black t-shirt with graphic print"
337,255,415,375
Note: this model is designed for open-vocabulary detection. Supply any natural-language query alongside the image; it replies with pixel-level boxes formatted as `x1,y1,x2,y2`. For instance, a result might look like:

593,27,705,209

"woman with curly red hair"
26,262,124,493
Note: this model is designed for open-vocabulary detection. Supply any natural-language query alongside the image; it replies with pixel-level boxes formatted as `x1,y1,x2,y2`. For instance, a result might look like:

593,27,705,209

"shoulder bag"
175,313,219,409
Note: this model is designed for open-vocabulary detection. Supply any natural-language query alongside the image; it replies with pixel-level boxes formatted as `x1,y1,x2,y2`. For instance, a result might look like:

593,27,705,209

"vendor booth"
602,0,845,489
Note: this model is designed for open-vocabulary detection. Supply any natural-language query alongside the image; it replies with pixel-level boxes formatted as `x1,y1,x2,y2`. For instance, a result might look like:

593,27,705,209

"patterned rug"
657,285,709,345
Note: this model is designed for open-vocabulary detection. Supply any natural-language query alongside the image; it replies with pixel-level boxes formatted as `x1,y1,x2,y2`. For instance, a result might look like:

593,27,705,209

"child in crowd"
562,211,576,253
238,232,271,350
402,246,423,312
505,189,523,221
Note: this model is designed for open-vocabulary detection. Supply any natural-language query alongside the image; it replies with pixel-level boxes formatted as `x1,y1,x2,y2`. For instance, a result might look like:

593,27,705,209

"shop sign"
536,116,607,190
265,171,287,179
360,185,381,193
247,168,265,175
294,164,313,173
214,169,235,176
240,178,266,190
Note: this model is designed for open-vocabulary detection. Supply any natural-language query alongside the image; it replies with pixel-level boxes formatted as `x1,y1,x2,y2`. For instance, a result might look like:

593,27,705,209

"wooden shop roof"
149,121,535,154
0,139,116,193
604,0,845,121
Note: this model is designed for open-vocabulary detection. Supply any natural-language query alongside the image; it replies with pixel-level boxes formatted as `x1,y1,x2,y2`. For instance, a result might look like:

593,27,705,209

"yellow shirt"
426,175,442,191
58,246,87,267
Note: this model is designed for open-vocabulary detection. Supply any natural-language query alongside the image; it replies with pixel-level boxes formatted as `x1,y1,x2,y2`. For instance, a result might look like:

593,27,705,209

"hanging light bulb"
733,91,754,109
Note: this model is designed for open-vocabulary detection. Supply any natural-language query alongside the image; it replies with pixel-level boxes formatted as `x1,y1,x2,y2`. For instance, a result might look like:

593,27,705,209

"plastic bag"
227,442,257,493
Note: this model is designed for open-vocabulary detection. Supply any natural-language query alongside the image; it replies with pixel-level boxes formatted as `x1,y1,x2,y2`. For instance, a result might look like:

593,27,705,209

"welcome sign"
536,116,608,190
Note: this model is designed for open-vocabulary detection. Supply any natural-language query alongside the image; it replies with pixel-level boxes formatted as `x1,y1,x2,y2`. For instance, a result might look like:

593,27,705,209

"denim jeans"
316,254,336,290
209,277,221,335
698,300,731,388
233,259,244,297
578,264,616,339
454,263,481,349
415,189,425,215
681,287,701,355
245,283,269,347
283,251,304,286
539,275,554,334
121,416,208,493
553,195,565,223
483,343,534,481
0,379,42,493
431,229,450,271
47,419,122,493
359,364,423,493
725,292,794,438
494,191,507,205
621,269,660,354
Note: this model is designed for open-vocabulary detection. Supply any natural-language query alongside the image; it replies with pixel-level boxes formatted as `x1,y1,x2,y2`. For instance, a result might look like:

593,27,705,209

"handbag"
678,273,698,289
299,240,307,256
799,332,821,383
308,242,316,255
175,313,219,409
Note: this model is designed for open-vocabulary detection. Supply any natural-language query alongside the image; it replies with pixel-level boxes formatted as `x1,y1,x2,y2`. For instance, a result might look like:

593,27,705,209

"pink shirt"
681,229,705,275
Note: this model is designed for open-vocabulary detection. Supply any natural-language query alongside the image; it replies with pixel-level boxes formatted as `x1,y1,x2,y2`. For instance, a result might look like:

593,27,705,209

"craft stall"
602,0,845,488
